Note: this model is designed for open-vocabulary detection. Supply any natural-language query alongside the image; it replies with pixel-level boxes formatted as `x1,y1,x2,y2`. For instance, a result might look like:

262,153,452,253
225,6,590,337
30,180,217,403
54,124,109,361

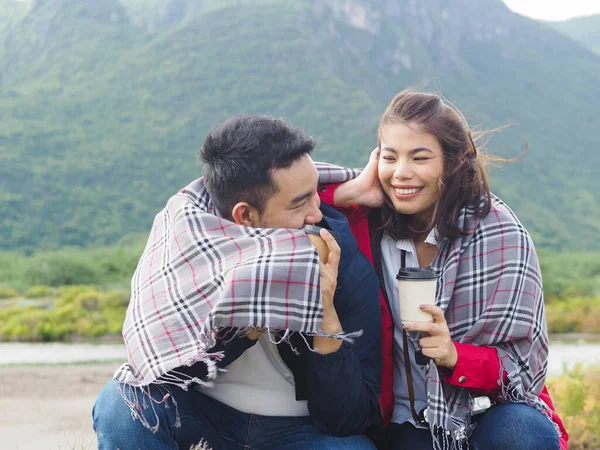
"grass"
546,296,600,334
547,364,600,449
1,282,598,342
0,286,128,342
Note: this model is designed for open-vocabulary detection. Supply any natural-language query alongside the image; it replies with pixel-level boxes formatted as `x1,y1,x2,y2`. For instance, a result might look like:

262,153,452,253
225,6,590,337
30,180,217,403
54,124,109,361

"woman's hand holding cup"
403,305,458,370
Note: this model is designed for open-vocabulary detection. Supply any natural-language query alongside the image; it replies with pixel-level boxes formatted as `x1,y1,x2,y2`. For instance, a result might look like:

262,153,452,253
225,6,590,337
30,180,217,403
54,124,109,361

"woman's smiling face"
378,122,444,219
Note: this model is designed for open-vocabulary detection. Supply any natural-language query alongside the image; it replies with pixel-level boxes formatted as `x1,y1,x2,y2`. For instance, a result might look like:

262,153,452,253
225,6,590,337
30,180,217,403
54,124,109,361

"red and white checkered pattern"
114,163,361,389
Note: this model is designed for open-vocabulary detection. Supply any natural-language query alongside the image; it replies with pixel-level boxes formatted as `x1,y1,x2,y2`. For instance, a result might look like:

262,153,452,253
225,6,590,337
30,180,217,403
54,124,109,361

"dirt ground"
0,364,117,450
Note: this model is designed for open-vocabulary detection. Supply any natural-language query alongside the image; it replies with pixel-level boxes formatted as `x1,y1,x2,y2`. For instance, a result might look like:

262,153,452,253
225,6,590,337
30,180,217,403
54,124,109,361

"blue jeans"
92,381,377,450
385,403,559,450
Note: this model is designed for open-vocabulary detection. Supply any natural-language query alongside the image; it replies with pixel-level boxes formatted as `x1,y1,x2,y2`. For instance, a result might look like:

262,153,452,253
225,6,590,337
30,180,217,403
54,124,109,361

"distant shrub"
0,286,128,342
95,246,142,280
76,312,110,337
55,287,127,310
539,251,600,300
0,287,19,299
72,291,104,312
24,285,53,298
103,306,127,334
546,296,600,334
0,237,146,292
55,285,99,305
0,306,52,341
25,253,101,286
548,364,600,449
37,311,77,341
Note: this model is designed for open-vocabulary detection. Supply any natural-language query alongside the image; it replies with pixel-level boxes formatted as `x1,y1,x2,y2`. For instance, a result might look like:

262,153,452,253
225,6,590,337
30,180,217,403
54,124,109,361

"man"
92,116,383,449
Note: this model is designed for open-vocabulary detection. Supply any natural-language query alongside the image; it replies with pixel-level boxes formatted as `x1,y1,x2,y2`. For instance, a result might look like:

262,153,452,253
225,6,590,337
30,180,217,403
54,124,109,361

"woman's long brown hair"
378,90,498,241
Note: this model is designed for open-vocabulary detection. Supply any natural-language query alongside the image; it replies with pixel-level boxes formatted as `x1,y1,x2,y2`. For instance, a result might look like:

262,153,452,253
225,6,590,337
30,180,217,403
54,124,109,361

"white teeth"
395,188,420,195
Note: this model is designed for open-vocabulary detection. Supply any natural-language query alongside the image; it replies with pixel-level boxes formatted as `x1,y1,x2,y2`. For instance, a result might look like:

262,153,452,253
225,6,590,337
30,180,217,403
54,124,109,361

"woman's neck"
414,232,438,268
416,228,433,243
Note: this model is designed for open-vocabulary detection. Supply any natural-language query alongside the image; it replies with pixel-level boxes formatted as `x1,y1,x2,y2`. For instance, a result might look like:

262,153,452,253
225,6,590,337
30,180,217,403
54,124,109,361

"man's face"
256,154,323,229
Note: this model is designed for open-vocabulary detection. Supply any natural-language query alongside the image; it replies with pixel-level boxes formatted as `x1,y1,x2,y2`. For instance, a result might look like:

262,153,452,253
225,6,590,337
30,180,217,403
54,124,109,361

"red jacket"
318,185,568,449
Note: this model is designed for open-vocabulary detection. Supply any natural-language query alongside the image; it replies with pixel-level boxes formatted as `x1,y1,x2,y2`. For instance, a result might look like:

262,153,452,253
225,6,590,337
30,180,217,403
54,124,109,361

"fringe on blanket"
116,327,363,432
498,366,562,440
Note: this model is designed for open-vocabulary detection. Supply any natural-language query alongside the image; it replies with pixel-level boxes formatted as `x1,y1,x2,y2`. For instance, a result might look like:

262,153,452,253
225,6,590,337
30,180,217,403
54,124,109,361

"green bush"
546,296,600,334
24,285,53,298
548,364,600,449
103,306,127,334
0,306,52,341
55,287,128,310
0,287,19,299
0,238,144,292
539,251,600,300
76,311,110,337
37,313,77,341
100,291,128,309
25,253,101,286
56,285,100,304
72,291,104,312
0,286,129,342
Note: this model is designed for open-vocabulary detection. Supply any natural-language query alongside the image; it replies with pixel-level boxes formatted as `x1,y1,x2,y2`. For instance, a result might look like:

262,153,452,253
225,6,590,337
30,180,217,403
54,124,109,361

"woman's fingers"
368,147,380,163
419,304,447,325
363,147,380,179
403,320,437,334
405,311,457,369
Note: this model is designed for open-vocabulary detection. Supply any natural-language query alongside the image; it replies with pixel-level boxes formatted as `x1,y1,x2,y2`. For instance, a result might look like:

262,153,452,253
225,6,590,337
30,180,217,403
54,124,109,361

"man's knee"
471,403,559,450
93,381,175,437
93,381,129,430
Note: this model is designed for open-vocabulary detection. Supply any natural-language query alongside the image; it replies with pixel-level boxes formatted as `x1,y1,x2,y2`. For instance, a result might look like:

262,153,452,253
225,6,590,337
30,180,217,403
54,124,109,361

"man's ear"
231,202,259,227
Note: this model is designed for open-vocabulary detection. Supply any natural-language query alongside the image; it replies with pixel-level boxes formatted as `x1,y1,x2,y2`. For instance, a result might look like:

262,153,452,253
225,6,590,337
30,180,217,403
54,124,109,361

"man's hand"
245,327,266,341
313,229,343,355
403,305,458,370
333,148,385,208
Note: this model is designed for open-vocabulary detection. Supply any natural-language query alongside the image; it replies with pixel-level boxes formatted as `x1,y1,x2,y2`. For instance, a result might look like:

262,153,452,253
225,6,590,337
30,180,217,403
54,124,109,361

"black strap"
371,215,426,426
400,250,427,425
403,329,427,425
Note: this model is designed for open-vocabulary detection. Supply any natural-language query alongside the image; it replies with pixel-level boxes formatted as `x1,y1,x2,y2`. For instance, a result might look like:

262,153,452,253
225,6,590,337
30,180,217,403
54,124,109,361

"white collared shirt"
197,334,309,416
380,229,440,427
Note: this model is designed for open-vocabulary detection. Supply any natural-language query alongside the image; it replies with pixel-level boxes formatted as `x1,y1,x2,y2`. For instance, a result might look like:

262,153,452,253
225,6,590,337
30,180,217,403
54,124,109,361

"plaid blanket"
114,162,360,395
113,158,551,448
417,194,552,449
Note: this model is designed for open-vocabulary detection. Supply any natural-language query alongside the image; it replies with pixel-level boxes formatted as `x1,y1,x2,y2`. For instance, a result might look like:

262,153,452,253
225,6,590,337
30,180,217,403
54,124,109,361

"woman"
318,90,567,449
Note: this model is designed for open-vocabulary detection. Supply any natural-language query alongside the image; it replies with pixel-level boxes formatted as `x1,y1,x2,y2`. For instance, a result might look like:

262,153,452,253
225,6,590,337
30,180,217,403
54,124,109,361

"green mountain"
546,15,600,55
1,0,599,252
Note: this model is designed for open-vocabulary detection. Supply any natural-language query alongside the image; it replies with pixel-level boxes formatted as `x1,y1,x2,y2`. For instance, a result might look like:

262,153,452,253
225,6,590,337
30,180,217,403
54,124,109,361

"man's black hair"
200,115,316,218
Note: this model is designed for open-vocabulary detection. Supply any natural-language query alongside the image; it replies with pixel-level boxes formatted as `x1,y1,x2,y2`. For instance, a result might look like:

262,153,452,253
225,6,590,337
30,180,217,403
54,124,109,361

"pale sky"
503,0,600,21
10,0,600,22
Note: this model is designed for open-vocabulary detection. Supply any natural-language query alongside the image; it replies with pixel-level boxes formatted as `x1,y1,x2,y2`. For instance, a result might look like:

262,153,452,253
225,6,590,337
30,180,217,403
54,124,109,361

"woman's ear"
231,202,258,227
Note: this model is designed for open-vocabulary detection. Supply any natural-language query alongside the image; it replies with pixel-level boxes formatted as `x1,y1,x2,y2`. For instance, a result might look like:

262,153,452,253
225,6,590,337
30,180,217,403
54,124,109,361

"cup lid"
396,267,437,280
301,225,324,236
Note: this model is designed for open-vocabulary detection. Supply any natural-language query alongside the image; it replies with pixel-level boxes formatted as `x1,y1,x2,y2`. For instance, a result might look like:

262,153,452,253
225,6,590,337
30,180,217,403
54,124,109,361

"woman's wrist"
314,312,343,355
332,179,361,207
437,342,458,370
320,311,343,334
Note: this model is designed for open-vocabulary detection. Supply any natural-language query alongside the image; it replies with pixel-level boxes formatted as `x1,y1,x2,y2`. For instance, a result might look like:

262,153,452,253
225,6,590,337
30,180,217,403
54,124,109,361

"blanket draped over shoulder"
113,163,360,395
417,194,553,449
113,162,553,449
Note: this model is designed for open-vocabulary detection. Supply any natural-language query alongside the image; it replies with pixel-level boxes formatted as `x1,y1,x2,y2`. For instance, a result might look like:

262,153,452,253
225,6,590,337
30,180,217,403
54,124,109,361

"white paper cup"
396,268,438,324
302,225,330,263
